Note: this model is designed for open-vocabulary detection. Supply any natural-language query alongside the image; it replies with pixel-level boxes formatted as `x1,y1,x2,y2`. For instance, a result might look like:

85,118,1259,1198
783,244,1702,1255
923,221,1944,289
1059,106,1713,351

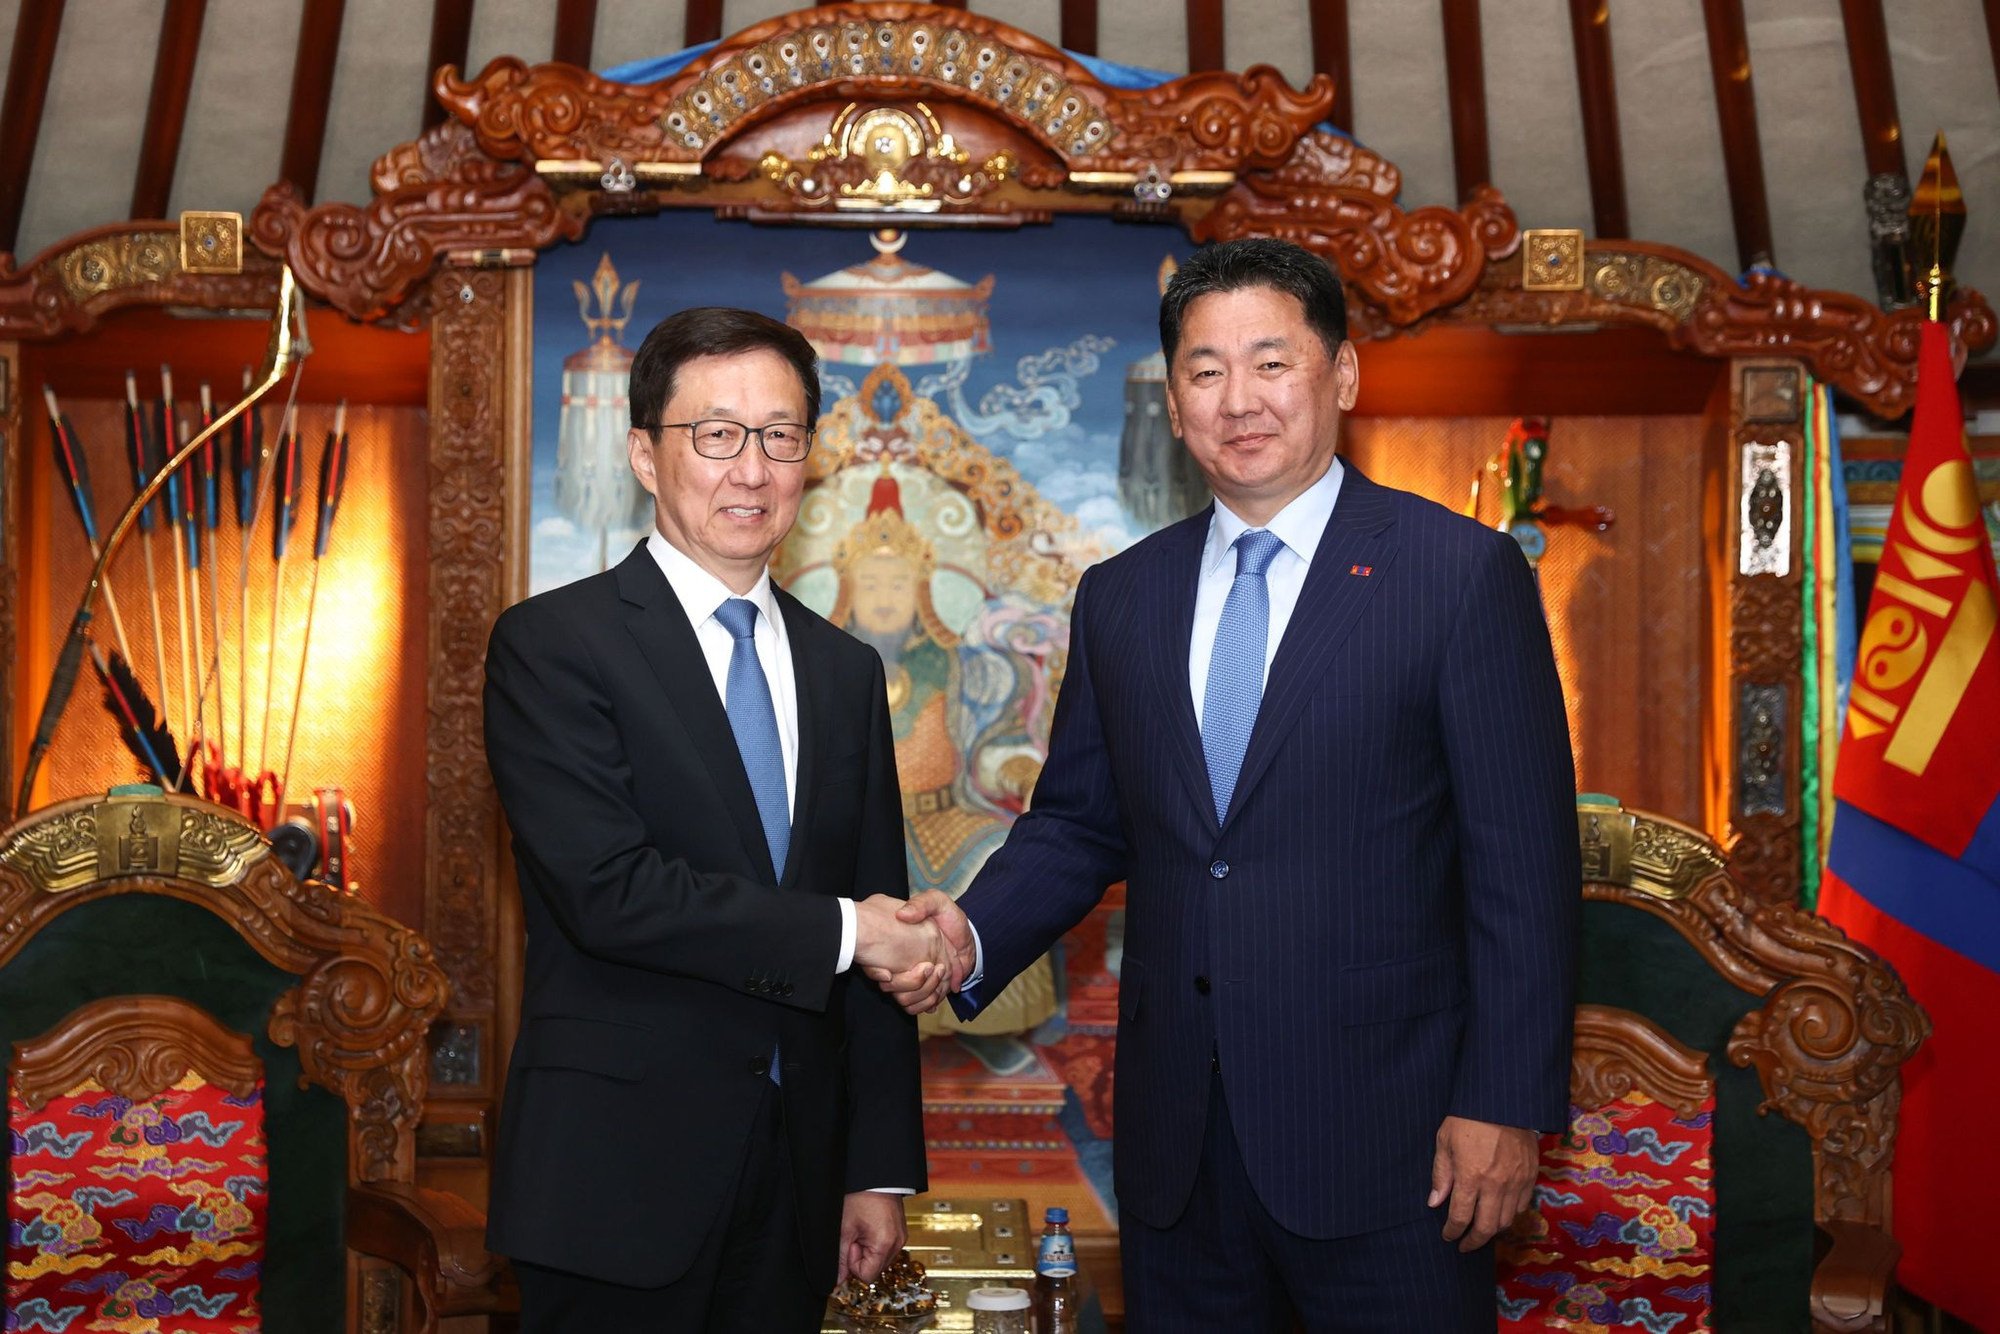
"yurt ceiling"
2,0,1996,363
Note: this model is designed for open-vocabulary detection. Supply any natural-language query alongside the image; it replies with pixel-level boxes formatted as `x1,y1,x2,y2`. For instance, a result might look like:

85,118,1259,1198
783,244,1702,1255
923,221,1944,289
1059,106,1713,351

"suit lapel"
1225,465,1399,826
615,546,777,884
775,588,822,890
1141,512,1221,838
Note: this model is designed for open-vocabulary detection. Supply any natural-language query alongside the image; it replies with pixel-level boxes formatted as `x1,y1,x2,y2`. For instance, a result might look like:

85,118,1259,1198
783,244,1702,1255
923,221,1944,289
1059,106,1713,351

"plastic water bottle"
1032,1206,1077,1333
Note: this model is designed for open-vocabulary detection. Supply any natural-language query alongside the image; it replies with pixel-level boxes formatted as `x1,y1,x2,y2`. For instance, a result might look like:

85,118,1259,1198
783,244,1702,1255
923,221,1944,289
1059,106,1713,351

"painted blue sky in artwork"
529,212,1191,594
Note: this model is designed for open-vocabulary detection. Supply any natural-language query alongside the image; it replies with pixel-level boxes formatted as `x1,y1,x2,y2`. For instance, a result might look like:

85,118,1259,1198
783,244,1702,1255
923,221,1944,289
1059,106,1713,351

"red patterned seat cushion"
1497,1090,1716,1332
7,1072,267,1333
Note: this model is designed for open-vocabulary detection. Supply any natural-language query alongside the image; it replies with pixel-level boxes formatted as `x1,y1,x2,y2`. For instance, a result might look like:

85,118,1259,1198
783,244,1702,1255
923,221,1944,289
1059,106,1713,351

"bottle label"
1036,1232,1077,1278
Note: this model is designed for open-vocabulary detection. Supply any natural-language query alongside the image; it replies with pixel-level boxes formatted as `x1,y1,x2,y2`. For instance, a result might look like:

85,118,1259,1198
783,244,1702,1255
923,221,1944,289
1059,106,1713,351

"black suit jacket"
482,543,924,1289
954,465,1579,1238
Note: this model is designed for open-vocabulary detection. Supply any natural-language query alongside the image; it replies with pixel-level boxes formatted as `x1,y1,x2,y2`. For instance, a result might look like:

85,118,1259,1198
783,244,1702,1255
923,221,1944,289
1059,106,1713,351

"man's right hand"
862,891,974,1015
852,894,952,1012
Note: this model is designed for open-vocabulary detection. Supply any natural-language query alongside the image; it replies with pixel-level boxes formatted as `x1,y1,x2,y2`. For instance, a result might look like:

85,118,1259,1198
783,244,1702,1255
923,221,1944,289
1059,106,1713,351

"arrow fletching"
44,385,100,548
273,405,303,560
124,371,156,534
231,366,259,529
95,646,182,788
197,382,220,531
314,402,350,559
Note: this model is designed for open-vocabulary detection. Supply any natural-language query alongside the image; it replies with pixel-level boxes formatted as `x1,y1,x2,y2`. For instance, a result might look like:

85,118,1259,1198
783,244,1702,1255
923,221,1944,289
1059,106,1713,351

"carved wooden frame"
10,993,262,1110
1570,1003,1715,1117
0,791,450,1185
1579,801,1928,1233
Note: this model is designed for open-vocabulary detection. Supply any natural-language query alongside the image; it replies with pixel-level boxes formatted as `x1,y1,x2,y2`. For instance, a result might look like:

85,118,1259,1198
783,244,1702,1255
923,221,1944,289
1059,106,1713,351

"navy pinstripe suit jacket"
952,462,1580,1240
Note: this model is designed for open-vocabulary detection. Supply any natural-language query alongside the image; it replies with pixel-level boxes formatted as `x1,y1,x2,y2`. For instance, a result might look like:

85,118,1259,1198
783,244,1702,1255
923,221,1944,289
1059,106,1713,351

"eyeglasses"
648,418,814,463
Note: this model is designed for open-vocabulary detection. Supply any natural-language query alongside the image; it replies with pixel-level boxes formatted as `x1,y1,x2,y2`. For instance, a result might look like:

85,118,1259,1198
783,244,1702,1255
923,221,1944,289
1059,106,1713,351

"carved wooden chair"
0,789,509,1333
1496,800,1928,1334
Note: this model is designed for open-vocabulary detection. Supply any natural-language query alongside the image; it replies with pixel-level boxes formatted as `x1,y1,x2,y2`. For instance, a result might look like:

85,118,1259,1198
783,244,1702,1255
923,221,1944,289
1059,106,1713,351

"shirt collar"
646,529,777,632
1203,455,1346,574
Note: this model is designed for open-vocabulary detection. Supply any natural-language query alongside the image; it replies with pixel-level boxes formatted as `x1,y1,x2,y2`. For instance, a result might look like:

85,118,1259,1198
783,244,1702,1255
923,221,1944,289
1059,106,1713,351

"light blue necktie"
1202,529,1285,824
714,598,788,1085
713,598,790,879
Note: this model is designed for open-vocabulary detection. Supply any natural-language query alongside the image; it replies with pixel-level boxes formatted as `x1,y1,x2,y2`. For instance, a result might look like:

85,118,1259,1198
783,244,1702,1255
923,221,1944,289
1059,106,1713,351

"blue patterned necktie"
713,598,790,879
1201,529,1286,824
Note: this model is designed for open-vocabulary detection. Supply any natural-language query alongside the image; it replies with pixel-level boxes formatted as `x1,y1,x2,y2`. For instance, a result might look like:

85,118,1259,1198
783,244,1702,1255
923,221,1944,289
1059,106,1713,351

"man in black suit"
484,307,947,1331
880,239,1580,1330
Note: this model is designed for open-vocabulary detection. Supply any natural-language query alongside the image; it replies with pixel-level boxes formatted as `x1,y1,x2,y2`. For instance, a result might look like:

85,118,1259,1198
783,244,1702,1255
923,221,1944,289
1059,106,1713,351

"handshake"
852,892,975,1015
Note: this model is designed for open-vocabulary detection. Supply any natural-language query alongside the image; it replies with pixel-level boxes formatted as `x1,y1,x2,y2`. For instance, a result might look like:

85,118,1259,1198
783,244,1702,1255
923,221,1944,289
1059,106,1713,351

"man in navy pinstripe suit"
874,238,1580,1330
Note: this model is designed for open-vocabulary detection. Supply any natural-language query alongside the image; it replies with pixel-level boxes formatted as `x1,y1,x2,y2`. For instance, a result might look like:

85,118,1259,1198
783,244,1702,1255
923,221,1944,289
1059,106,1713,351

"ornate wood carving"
371,120,489,195
0,791,451,1184
1580,801,1929,1228
436,8,1330,179
249,171,582,325
1218,144,1502,314
10,994,261,1110
1425,240,1996,419
1571,1004,1714,1117
1191,129,1521,324
0,221,282,339
423,266,509,1018
1576,804,1726,899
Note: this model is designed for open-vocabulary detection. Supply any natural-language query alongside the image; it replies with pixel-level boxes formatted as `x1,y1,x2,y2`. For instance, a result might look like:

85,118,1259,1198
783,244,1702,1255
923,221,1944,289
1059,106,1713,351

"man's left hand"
837,1191,907,1287
1428,1115,1539,1252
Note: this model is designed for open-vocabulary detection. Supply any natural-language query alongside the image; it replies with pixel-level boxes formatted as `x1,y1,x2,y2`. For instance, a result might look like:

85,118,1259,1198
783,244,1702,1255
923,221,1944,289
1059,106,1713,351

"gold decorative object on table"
831,1249,940,1328
826,1198,1035,1332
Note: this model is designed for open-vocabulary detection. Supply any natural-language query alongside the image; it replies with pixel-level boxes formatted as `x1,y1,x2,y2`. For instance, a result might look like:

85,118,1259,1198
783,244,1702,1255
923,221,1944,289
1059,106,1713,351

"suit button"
749,1055,770,1076
1194,975,1211,995
1209,860,1229,880
779,982,794,997
747,976,762,992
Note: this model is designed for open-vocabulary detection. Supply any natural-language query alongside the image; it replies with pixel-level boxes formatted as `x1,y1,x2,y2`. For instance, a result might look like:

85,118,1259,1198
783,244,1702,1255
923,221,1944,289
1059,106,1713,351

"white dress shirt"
646,531,860,973
1187,457,1345,728
960,458,1346,1001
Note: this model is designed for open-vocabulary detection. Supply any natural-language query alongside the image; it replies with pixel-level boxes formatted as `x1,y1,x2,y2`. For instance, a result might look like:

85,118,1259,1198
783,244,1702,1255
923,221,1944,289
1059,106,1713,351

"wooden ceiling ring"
132,0,210,220
1440,0,1490,201
280,0,350,203
1566,0,1628,239
1308,0,1351,132
1838,0,1904,181
1061,0,1098,59
1701,0,1776,271
551,0,597,69
1187,0,1225,73
422,0,477,133
0,0,69,257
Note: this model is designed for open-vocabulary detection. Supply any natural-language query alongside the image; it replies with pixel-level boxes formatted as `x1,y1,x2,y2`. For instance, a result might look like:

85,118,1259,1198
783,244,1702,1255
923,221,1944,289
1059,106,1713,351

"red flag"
1823,319,2000,1328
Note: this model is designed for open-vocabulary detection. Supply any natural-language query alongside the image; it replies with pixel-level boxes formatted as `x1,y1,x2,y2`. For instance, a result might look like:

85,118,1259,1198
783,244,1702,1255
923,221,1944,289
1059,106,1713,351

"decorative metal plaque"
1739,441,1793,578
178,211,243,274
1737,682,1788,817
1523,228,1585,290
1741,364,1802,423
427,1020,483,1087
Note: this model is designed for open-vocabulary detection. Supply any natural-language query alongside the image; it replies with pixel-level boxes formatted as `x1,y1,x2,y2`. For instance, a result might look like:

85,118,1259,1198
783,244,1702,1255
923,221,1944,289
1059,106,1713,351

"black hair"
628,306,822,431
1159,238,1348,363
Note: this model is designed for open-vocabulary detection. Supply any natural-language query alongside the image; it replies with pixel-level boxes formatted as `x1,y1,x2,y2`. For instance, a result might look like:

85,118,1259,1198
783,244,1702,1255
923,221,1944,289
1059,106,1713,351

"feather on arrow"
95,647,182,788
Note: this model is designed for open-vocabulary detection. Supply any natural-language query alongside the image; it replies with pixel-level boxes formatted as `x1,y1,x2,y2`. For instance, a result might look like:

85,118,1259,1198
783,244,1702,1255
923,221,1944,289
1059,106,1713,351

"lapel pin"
1349,564,1373,577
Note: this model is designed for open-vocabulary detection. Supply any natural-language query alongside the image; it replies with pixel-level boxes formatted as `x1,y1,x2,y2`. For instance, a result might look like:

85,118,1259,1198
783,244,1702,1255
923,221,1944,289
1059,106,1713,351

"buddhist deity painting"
532,213,1197,1213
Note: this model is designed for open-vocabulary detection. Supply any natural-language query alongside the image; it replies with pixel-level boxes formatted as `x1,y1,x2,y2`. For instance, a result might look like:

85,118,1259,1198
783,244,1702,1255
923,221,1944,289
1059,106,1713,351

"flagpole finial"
1909,132,1964,324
